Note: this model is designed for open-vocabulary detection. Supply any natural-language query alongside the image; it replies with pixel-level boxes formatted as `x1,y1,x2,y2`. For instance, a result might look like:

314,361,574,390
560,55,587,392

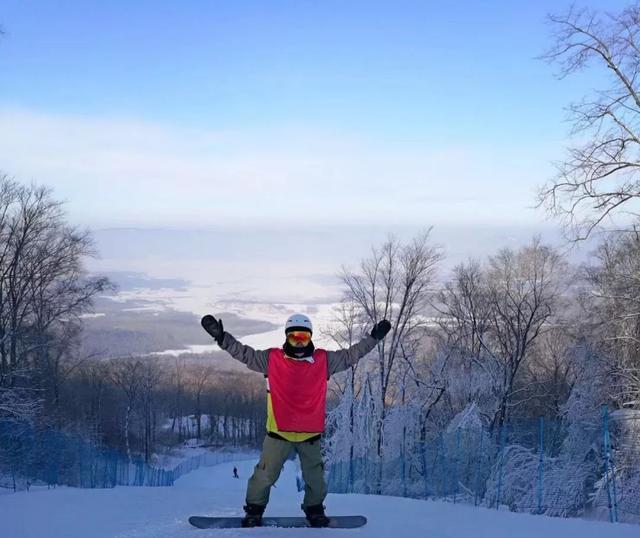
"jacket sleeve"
326,335,378,376
219,332,269,374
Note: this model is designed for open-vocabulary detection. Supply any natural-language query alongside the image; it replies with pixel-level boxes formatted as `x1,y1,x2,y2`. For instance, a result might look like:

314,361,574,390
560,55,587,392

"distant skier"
201,313,390,527
233,466,239,479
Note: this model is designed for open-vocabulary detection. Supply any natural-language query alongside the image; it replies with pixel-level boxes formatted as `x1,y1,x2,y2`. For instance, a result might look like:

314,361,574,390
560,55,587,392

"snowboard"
188,515,367,529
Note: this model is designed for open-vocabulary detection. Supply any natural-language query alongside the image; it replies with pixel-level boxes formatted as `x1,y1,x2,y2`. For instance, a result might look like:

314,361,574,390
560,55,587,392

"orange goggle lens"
287,331,312,346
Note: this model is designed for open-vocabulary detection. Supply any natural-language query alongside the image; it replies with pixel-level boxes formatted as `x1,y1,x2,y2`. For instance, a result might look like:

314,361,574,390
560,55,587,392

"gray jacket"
219,332,378,376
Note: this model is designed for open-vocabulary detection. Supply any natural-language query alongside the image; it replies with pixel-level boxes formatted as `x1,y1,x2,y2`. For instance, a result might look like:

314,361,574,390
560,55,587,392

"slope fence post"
602,405,618,523
537,416,545,514
495,423,507,510
474,429,484,507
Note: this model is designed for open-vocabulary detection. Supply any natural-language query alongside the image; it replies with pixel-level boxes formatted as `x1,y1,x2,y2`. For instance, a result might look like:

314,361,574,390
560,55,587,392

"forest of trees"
0,175,267,480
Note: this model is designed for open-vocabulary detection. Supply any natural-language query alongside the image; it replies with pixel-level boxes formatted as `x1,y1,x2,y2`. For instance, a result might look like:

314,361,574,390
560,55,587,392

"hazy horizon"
86,221,591,276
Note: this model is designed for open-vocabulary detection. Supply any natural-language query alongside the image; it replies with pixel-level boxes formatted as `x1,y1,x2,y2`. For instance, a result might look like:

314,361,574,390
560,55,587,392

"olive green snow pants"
245,434,327,509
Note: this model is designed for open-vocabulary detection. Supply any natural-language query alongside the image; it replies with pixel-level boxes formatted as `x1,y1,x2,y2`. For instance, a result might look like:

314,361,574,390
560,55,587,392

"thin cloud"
0,107,557,227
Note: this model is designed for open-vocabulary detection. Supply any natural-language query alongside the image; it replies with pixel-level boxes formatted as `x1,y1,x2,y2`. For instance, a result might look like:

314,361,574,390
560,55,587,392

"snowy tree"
516,326,577,421
323,300,367,490
484,341,612,516
339,231,442,492
0,374,40,422
582,229,640,409
435,239,568,431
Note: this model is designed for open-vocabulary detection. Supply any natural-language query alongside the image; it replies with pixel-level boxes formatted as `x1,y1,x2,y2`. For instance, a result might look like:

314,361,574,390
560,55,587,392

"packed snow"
1,456,638,538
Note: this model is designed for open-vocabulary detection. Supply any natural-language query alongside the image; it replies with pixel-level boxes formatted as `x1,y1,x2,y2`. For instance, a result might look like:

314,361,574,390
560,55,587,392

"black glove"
371,319,391,340
201,314,224,346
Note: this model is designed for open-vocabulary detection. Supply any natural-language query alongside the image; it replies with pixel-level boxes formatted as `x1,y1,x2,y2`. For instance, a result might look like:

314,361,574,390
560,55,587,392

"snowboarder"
233,466,239,479
200,313,390,527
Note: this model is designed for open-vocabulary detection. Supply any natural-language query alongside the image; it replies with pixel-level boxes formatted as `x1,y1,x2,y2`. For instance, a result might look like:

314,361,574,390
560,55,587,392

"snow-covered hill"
1,457,638,538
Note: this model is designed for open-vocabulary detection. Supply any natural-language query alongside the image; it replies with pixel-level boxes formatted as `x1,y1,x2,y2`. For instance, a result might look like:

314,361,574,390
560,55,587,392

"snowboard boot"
303,504,330,528
241,503,265,527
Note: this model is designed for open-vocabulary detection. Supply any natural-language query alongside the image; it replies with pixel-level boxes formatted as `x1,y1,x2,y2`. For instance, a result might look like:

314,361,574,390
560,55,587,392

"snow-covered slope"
1,457,638,537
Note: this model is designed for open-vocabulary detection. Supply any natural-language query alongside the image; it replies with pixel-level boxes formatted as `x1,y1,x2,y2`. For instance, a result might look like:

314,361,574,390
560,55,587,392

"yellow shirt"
266,393,317,442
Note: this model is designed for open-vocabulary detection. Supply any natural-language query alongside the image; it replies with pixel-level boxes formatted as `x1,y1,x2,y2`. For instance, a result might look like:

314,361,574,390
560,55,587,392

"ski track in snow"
2,457,639,538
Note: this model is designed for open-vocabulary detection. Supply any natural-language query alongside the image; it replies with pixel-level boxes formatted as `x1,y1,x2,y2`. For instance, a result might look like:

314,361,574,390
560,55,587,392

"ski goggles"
286,330,312,346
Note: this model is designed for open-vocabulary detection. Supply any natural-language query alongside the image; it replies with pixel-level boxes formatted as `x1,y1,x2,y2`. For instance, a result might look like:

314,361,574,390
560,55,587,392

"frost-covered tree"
435,239,568,431
516,327,577,421
323,300,366,489
582,229,640,408
338,231,442,492
0,373,39,422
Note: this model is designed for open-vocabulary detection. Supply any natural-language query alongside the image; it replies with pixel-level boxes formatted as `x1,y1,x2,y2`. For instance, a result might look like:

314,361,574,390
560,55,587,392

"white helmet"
285,313,313,334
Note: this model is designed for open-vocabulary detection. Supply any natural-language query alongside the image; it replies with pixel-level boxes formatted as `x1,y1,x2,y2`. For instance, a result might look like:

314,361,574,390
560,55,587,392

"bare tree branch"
539,6,640,240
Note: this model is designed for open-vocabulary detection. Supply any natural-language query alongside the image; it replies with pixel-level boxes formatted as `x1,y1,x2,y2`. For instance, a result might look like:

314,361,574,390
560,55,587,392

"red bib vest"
267,348,328,433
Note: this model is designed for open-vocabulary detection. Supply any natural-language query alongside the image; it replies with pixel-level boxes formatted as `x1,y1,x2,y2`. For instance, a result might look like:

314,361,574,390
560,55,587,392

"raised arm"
201,315,269,374
326,320,391,376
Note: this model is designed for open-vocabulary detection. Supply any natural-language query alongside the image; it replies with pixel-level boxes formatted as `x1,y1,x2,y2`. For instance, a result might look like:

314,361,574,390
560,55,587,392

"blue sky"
0,1,628,229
